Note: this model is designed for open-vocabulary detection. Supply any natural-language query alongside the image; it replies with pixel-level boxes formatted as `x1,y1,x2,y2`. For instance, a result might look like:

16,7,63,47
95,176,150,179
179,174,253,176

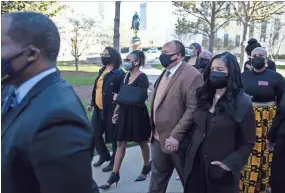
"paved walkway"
92,146,183,193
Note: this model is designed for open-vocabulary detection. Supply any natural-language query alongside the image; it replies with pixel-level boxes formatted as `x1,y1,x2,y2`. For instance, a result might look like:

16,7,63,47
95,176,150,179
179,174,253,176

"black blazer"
268,90,285,142
90,67,125,142
184,93,256,193
1,72,95,193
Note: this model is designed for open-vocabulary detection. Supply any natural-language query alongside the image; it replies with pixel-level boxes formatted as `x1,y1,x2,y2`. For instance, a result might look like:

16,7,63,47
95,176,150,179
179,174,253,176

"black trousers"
94,110,117,162
271,136,285,193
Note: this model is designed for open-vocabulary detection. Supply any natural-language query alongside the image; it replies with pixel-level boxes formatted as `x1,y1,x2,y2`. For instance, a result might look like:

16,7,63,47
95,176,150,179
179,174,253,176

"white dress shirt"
166,61,183,77
15,67,57,103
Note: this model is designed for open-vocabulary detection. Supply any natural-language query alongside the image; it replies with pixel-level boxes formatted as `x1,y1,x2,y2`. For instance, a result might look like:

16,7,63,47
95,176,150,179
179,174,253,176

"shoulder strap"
123,72,129,84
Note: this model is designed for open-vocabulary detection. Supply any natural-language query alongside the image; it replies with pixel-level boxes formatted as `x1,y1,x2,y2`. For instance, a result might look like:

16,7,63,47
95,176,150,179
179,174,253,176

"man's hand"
113,93,118,101
211,161,230,171
87,105,93,112
266,139,274,151
165,136,179,152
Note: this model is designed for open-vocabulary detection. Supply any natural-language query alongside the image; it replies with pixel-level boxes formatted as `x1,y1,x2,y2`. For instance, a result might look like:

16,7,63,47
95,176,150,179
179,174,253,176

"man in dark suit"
149,40,203,193
1,12,98,193
1,84,14,108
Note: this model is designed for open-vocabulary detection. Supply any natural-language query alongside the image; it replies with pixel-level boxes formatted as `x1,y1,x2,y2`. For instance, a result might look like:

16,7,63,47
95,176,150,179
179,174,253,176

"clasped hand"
165,136,179,152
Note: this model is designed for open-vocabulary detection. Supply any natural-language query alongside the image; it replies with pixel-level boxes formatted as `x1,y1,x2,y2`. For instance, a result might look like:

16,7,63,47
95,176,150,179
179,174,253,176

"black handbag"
116,73,147,106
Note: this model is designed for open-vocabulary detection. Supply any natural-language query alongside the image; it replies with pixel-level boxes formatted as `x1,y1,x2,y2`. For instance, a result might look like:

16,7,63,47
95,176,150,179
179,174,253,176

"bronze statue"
131,12,140,38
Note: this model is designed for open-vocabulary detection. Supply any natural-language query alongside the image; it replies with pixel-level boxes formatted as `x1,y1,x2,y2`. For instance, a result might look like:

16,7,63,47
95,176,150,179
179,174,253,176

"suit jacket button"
204,154,208,159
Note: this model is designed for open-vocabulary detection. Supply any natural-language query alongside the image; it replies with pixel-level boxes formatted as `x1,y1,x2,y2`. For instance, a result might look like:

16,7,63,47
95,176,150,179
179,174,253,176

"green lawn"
63,75,95,86
58,64,101,72
277,65,285,70
152,64,164,70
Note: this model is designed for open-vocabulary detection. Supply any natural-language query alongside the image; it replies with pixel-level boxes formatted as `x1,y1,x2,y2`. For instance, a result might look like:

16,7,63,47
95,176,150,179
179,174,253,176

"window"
202,36,209,48
249,20,255,38
235,35,240,47
224,34,229,48
273,18,281,42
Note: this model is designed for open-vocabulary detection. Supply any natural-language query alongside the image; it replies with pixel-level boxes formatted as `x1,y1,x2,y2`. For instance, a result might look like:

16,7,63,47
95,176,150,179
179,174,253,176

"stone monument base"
130,37,141,51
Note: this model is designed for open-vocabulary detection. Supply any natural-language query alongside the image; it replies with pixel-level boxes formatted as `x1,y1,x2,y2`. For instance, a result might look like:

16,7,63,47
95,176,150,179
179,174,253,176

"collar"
100,66,122,74
167,61,183,77
15,67,57,103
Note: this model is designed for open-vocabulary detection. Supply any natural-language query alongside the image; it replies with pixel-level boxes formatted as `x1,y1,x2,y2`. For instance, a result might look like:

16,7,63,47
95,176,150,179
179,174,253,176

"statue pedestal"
130,37,142,51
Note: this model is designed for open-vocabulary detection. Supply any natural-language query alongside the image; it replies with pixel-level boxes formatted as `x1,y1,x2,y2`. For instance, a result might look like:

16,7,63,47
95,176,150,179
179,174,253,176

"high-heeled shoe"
135,164,151,181
98,172,120,190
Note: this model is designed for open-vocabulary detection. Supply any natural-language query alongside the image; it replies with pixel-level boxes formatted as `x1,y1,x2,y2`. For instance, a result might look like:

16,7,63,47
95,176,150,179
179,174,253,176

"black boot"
98,172,120,190
93,157,111,167
102,160,114,172
135,164,151,181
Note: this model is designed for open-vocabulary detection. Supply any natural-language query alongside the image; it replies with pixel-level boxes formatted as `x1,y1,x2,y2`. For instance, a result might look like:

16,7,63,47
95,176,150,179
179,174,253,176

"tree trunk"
240,21,248,70
208,2,216,52
209,33,214,53
75,57,78,72
113,1,121,51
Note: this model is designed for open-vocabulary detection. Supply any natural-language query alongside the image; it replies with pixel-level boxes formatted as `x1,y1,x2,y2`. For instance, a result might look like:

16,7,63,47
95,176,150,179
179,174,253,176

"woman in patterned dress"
240,47,285,193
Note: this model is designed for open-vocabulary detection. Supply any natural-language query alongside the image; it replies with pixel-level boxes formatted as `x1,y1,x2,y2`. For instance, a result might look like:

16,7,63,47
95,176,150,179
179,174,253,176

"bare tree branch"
213,19,231,33
231,2,245,24
215,2,226,14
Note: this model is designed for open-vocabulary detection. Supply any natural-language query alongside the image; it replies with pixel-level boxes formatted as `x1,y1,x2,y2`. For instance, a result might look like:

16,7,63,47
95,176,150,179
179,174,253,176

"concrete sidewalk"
92,146,183,193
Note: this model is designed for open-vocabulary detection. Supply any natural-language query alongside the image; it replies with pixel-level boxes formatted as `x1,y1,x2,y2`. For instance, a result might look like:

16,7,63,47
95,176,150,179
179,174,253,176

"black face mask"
159,53,178,68
101,57,112,66
251,57,265,69
198,57,210,69
210,71,228,89
1,51,30,84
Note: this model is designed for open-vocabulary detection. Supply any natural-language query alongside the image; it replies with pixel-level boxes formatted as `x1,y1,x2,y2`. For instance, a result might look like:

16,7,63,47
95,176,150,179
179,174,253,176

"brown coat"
150,62,203,153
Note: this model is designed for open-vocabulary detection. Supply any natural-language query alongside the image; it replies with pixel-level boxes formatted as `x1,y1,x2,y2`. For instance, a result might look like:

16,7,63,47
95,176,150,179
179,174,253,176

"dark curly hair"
130,50,146,67
196,52,244,114
245,38,261,56
104,46,122,68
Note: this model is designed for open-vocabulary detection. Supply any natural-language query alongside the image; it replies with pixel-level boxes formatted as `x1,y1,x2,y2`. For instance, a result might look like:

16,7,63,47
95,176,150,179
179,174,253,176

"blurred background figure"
240,47,285,193
187,42,202,68
197,50,213,74
244,38,276,72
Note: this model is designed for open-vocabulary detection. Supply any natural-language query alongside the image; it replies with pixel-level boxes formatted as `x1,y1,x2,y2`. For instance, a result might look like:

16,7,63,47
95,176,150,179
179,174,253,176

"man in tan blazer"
149,40,203,193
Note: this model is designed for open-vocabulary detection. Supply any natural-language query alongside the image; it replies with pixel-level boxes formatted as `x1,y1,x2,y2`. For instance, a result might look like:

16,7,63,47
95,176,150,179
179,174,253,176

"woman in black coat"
267,90,285,193
184,52,256,193
87,47,125,172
